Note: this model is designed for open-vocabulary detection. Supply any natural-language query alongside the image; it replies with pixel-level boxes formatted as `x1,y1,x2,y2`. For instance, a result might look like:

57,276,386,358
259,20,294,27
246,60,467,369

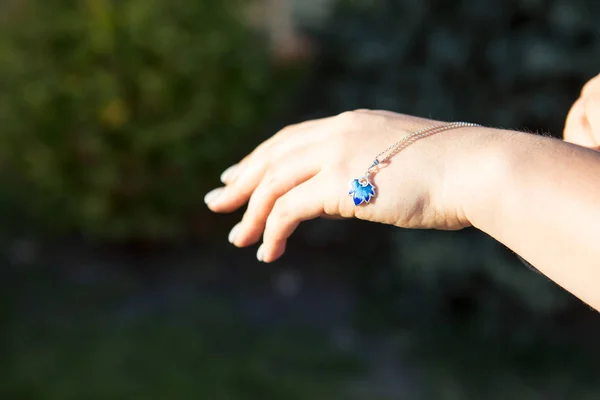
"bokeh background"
1,0,600,398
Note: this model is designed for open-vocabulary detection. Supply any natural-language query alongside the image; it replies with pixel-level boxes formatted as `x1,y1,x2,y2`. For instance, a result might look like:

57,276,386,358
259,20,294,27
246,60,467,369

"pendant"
348,175,376,206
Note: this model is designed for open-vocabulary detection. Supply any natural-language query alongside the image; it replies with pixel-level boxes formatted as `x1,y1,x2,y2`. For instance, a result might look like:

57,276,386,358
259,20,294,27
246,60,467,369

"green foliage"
0,0,281,239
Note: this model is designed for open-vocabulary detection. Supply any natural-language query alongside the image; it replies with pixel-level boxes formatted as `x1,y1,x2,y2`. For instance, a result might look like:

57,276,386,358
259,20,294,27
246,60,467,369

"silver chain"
363,121,482,176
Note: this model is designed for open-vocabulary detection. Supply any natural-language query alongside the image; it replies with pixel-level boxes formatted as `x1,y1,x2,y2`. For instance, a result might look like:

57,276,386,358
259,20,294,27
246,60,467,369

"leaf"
348,178,375,206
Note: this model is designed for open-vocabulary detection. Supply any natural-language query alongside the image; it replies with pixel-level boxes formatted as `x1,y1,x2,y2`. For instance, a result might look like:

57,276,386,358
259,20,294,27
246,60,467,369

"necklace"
348,121,482,206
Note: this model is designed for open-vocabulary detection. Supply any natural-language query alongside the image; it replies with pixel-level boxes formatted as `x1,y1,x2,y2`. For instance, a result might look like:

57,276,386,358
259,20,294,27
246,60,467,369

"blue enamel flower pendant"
348,176,376,206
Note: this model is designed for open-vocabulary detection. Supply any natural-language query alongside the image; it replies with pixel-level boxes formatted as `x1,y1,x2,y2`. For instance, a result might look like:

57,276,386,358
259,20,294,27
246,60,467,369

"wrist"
449,127,520,230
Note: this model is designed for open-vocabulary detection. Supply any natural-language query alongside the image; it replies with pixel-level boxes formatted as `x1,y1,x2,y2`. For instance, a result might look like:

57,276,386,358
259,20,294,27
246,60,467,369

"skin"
205,74,600,311
565,73,600,149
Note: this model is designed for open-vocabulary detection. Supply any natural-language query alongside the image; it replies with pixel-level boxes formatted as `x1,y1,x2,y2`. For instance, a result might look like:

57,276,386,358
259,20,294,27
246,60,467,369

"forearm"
465,129,600,309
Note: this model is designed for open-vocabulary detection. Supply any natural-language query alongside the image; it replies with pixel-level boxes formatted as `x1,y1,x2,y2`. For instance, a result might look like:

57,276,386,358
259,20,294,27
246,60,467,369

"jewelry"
348,121,482,206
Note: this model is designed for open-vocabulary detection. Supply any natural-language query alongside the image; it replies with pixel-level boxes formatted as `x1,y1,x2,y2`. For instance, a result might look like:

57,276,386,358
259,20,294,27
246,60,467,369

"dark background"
1,0,599,398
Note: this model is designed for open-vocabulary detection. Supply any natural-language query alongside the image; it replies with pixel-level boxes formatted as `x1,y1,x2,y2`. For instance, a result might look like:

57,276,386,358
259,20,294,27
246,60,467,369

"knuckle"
336,110,360,125
248,185,269,209
265,172,279,188
252,134,281,161
250,156,269,175
276,120,305,139
271,196,291,222
323,198,341,217
241,155,266,179
333,128,357,150
277,124,295,137
322,159,346,179
247,179,277,212
259,174,280,197
252,139,271,157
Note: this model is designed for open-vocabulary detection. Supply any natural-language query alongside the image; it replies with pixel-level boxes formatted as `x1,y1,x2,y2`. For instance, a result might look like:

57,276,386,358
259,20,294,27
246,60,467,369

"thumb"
564,97,597,148
583,93,600,150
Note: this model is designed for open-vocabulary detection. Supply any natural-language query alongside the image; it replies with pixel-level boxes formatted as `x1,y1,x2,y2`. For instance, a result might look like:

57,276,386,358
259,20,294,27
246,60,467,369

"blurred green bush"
0,0,287,240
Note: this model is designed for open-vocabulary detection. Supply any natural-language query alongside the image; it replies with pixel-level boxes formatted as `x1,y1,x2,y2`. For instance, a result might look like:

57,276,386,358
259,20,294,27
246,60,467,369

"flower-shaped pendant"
348,176,376,206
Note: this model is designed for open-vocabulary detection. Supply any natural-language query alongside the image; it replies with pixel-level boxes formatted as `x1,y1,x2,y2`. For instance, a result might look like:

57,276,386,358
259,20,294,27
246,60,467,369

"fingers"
206,119,330,213
220,116,335,186
257,175,328,263
228,147,323,247
205,156,268,213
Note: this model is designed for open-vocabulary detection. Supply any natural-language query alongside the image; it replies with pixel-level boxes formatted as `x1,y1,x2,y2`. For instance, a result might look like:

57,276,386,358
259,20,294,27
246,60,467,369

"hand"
204,110,494,262
564,73,600,150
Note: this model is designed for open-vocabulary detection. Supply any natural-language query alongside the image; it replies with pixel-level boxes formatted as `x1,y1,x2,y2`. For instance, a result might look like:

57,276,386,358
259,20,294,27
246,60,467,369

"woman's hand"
564,73,600,150
205,108,600,309
204,110,495,262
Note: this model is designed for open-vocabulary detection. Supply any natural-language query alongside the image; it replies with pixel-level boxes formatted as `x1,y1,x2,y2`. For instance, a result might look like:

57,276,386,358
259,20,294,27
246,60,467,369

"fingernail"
256,244,266,262
220,164,238,184
204,187,224,205
228,222,242,244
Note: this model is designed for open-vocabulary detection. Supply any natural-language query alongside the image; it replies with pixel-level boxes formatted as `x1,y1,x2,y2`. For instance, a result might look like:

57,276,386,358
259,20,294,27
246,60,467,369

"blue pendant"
348,176,376,206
